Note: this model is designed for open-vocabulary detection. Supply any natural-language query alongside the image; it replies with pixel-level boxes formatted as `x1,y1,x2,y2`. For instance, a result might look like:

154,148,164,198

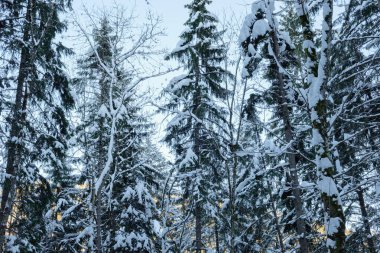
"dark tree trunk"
214,217,220,253
270,29,311,253
193,57,204,252
0,0,34,250
356,188,376,253
195,202,202,252
269,189,285,253
297,1,346,251
96,194,103,253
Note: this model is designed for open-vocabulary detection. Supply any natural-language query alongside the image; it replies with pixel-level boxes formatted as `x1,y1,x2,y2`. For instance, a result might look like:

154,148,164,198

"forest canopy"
0,0,379,252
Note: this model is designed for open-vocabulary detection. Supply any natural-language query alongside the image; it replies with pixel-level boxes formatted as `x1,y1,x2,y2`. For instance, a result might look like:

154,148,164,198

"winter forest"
0,0,379,252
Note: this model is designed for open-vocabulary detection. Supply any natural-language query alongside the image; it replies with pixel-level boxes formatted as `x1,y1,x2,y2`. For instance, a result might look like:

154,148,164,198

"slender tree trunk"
270,29,311,253
356,188,376,253
226,71,246,253
229,155,238,253
96,195,102,253
193,58,203,253
195,201,202,252
269,187,285,253
214,217,220,253
316,2,346,252
0,0,34,250
95,134,104,253
297,1,346,252
194,123,202,253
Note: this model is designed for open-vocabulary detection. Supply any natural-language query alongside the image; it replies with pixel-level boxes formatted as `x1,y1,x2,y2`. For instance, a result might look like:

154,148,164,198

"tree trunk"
194,120,203,253
270,29,311,253
269,187,285,253
297,1,346,252
195,201,202,252
316,1,346,252
96,194,102,253
214,217,220,253
193,57,203,253
356,188,376,253
0,0,34,250
229,156,238,253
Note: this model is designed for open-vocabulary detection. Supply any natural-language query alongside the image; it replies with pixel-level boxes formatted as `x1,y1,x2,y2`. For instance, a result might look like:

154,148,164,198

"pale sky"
71,0,250,54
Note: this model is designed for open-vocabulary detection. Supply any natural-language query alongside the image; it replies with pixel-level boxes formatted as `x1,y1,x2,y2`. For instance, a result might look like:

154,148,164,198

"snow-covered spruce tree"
163,0,229,251
110,96,162,252
296,0,346,251
62,10,165,252
330,1,380,252
0,0,74,251
240,1,311,251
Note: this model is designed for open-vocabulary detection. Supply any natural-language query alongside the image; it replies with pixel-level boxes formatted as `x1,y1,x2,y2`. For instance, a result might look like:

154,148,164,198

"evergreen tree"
1,1,380,252
330,1,380,252
0,0,74,251
55,12,164,252
163,0,229,251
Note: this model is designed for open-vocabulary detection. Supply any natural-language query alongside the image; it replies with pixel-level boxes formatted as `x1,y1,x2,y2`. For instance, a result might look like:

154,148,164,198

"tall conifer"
163,0,228,251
